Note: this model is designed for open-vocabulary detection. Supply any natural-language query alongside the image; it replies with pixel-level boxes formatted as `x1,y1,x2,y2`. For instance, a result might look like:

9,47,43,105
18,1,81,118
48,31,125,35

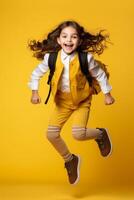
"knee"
46,126,61,142
72,126,86,141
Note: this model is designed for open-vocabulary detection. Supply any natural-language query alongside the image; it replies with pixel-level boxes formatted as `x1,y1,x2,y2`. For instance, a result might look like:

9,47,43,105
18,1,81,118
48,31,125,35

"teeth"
65,44,73,47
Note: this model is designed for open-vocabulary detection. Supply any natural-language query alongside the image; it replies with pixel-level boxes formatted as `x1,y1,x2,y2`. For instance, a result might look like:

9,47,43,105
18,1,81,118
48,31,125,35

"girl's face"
57,26,80,54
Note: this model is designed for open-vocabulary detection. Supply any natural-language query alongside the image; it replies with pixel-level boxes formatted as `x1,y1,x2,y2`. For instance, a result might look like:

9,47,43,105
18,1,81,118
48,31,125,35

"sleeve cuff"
27,81,39,90
101,85,112,94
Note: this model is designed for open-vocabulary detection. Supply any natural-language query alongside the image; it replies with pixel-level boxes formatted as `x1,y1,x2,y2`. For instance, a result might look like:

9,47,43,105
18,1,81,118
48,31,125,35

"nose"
67,37,71,42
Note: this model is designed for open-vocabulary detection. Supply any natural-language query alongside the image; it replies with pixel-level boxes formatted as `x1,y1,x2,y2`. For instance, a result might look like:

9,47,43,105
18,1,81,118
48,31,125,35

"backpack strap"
44,52,58,104
78,51,92,87
47,52,58,84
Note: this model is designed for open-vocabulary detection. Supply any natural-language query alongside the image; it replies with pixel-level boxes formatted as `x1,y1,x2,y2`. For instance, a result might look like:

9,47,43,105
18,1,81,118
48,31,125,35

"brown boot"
95,128,112,157
64,154,80,185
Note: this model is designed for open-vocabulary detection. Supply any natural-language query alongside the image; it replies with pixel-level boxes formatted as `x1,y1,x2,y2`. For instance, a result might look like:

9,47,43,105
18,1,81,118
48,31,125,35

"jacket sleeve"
28,53,50,90
87,53,112,94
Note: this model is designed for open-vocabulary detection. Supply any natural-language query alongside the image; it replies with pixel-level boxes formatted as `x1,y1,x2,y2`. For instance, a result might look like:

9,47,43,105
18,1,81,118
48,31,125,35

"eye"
72,35,78,39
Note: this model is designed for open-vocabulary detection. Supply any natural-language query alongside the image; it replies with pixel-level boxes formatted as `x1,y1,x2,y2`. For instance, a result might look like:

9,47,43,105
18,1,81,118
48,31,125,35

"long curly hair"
28,20,110,60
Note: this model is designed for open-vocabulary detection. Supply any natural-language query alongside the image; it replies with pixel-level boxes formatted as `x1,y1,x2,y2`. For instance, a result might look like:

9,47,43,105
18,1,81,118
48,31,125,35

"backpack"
44,51,109,104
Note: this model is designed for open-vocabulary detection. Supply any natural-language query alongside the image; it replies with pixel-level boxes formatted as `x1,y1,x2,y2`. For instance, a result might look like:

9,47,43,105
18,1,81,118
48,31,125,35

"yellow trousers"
49,90,92,128
46,90,101,162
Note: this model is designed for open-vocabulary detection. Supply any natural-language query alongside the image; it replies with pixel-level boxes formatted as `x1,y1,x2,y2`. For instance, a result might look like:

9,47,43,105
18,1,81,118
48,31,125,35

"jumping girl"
28,20,115,185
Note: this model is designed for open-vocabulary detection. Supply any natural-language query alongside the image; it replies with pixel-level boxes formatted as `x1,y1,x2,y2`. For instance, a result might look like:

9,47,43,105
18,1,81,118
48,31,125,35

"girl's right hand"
31,90,41,104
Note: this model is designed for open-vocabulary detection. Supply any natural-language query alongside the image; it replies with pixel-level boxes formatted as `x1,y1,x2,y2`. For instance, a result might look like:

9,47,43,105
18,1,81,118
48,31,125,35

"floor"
0,183,134,200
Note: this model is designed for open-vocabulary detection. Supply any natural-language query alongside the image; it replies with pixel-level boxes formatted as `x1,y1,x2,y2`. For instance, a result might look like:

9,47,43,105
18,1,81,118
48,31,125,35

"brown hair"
28,20,110,60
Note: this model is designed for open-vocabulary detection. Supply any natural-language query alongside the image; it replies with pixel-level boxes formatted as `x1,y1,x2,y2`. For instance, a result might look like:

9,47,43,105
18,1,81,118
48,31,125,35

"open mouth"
64,44,73,47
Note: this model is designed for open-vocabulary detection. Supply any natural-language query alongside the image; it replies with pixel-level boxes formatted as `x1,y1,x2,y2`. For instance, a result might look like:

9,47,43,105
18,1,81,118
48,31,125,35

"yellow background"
1,0,134,196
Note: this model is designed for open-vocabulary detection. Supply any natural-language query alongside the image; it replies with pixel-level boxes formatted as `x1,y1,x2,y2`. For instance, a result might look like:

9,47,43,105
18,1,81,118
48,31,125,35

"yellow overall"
48,50,93,128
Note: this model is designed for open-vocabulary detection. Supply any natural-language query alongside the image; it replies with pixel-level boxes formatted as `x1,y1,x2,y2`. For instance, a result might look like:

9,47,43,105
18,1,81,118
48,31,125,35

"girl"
28,20,115,185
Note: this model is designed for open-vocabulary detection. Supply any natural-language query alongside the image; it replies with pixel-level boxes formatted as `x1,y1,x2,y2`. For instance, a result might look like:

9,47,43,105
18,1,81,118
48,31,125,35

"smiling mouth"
64,44,73,47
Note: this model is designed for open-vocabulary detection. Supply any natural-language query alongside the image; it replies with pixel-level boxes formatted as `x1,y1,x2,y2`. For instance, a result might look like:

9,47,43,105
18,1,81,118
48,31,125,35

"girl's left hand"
104,93,115,105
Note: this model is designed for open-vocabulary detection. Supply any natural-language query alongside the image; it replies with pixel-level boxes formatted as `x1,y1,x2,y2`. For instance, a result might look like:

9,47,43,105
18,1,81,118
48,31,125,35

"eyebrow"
61,32,78,36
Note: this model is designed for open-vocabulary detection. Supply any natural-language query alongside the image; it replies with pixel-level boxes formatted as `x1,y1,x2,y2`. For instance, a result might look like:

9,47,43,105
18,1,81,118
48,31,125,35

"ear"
57,37,61,45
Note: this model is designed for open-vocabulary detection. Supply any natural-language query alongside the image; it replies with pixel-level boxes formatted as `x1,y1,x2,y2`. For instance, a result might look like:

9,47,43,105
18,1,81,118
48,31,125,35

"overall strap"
78,51,92,87
44,52,58,104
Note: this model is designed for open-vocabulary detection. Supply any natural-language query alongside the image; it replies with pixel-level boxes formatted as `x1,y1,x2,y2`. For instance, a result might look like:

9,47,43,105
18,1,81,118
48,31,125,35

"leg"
71,105,102,141
71,104,112,157
72,126,102,141
46,103,73,162
46,91,81,184
47,125,73,162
